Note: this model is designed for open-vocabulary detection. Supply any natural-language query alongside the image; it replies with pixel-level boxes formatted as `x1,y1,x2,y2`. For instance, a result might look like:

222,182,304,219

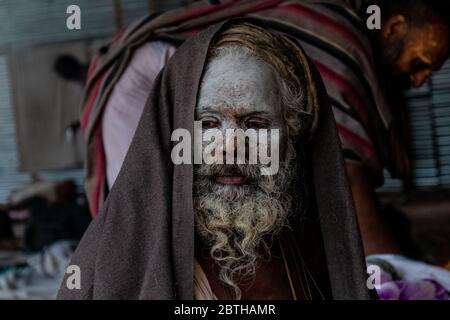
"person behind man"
348,0,450,254
58,20,372,300
79,0,450,298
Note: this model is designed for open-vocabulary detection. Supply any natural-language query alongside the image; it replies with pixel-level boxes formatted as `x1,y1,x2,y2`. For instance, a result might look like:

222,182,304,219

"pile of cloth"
0,241,74,299
367,255,450,300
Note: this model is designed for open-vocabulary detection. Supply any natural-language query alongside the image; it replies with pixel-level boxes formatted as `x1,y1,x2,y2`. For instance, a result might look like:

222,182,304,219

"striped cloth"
80,0,406,216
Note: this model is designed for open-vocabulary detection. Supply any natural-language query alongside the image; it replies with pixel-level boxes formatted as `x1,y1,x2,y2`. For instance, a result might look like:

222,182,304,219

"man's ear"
382,14,408,40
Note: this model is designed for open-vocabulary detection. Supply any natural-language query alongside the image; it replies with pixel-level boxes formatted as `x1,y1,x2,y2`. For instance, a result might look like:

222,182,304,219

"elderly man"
57,20,371,300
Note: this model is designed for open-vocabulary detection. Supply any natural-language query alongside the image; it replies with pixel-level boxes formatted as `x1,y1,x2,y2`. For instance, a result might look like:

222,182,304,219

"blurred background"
0,0,193,299
0,0,449,299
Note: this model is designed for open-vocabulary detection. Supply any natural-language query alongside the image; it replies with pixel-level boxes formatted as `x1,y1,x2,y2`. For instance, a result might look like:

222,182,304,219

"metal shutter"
0,1,190,202
381,59,450,191
0,0,190,48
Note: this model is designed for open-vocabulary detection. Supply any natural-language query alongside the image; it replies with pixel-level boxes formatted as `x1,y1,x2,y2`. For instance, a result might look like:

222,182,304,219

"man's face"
193,46,300,292
382,19,449,89
196,46,286,195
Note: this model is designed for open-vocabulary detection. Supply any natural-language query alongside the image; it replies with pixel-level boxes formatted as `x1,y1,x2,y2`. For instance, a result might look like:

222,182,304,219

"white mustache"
196,164,262,180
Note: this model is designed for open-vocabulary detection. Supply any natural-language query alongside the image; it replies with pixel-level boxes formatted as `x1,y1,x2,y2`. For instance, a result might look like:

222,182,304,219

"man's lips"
214,175,247,186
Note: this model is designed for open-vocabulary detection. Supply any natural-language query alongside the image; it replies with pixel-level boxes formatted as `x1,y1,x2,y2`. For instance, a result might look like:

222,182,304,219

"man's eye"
245,119,271,129
411,58,430,72
201,119,220,129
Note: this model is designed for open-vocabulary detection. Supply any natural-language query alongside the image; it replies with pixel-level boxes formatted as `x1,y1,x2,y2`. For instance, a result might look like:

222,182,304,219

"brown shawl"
57,18,373,300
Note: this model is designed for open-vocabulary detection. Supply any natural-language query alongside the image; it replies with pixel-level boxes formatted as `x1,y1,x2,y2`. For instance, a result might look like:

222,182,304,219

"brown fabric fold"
57,18,373,300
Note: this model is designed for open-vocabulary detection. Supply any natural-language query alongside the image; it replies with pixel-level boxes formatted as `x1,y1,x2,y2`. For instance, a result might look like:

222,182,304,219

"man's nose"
220,125,236,152
222,126,248,163
410,70,432,88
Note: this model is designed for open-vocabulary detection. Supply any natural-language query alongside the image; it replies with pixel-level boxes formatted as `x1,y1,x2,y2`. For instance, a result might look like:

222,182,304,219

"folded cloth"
367,254,450,300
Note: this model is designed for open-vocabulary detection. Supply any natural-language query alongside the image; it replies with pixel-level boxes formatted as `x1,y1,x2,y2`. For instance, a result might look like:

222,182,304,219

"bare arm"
346,162,401,255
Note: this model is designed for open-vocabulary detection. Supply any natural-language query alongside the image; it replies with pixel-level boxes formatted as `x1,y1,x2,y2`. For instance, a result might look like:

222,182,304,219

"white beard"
193,148,299,299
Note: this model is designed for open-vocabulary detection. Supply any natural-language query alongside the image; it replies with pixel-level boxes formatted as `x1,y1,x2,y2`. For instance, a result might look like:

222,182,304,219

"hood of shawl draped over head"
57,18,373,300
193,22,322,299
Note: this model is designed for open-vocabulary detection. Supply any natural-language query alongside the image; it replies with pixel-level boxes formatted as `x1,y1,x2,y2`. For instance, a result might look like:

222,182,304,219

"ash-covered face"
196,45,286,187
195,46,293,205
193,45,302,298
